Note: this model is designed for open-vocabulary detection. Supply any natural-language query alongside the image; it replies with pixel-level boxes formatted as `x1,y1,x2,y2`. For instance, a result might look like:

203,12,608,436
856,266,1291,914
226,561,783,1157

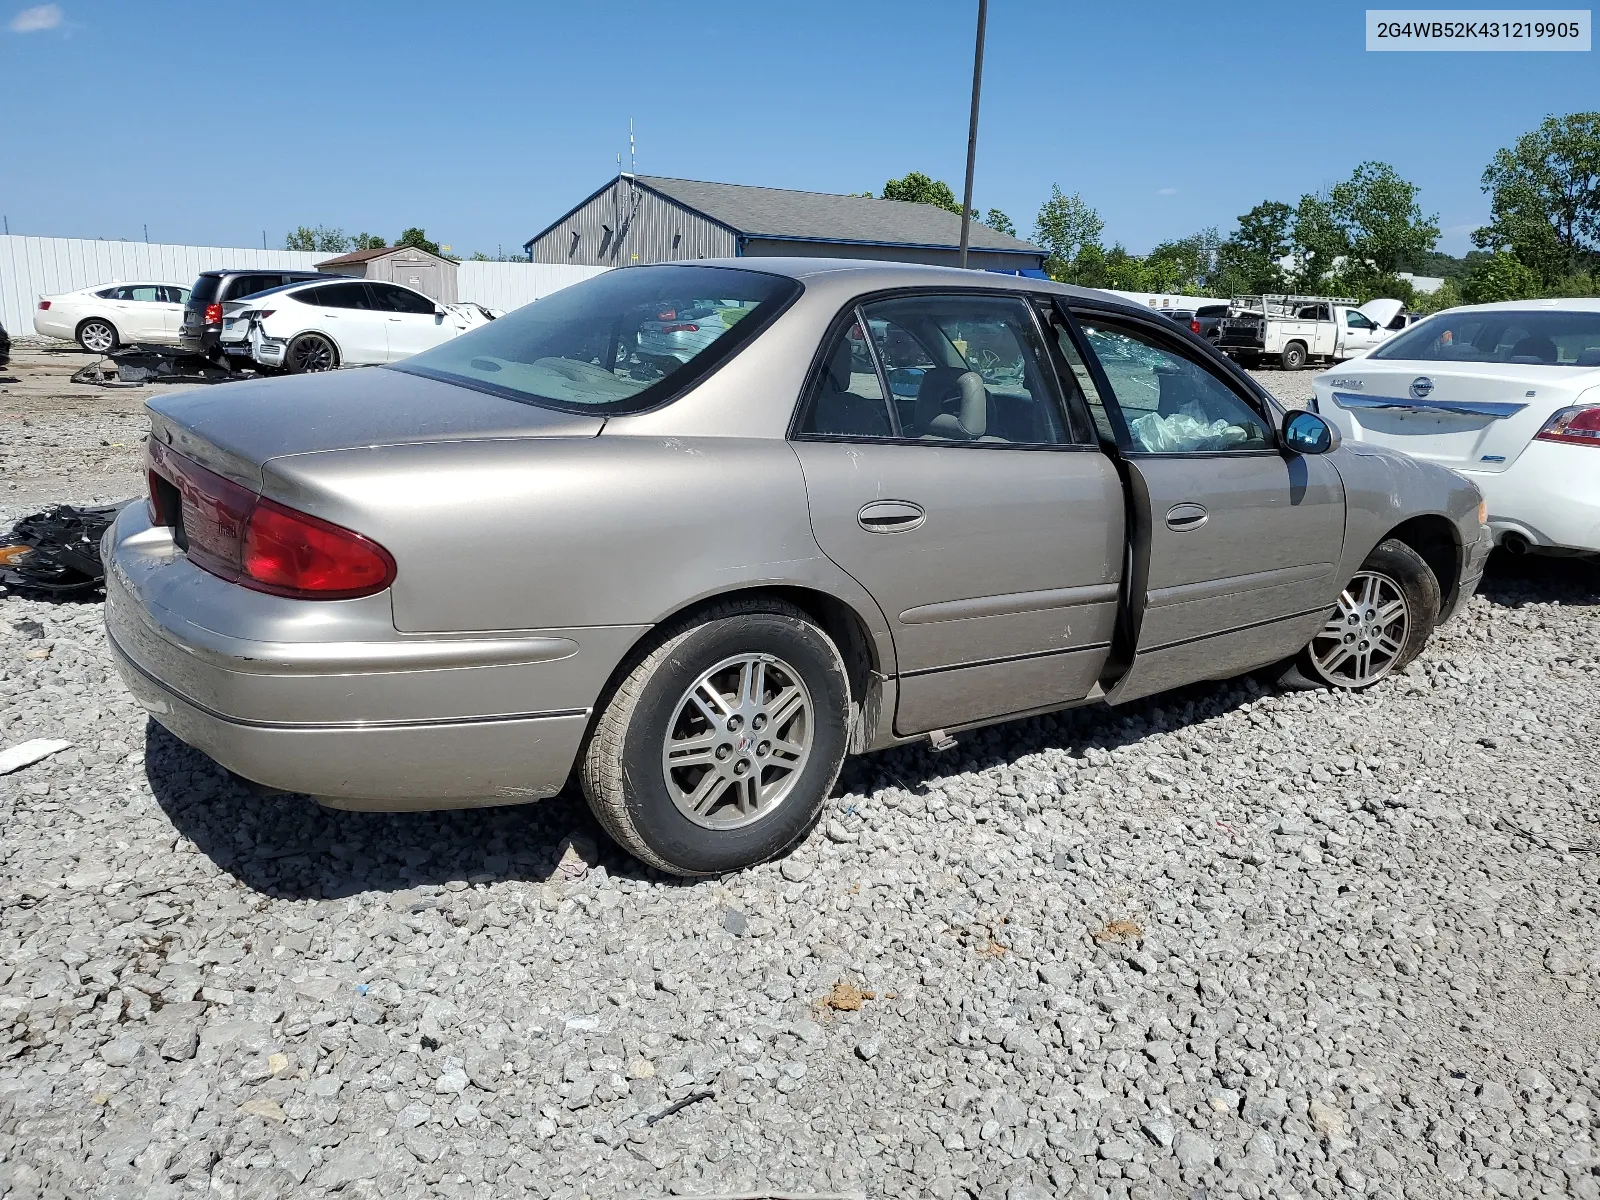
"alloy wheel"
1309,570,1410,687
661,653,813,830
80,322,114,353
290,337,334,372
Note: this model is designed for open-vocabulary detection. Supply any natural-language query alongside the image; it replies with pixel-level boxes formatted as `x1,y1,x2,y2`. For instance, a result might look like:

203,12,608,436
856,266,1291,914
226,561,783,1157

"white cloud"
1157,187,1178,196
9,4,62,32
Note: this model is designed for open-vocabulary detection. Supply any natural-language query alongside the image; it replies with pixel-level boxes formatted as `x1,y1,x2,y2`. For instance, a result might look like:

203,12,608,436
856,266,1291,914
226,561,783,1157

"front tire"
580,599,850,876
1280,341,1308,371
1288,539,1440,690
77,319,118,354
286,333,337,373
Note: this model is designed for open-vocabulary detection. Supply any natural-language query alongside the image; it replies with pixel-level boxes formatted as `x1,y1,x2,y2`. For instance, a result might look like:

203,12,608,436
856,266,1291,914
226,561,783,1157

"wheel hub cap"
1310,570,1409,687
662,653,813,830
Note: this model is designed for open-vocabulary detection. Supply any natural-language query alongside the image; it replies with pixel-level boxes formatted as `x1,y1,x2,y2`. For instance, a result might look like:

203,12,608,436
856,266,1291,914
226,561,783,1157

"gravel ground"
2,351,1599,1200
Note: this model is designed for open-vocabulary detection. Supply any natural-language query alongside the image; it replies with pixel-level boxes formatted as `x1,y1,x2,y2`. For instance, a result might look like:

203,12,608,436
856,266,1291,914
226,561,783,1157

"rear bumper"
1463,441,1600,554
103,505,639,808
33,312,74,339
177,326,219,354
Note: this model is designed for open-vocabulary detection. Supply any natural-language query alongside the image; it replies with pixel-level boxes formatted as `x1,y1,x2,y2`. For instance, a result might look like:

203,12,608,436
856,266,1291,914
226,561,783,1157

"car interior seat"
808,338,892,437
912,367,987,440
1508,335,1558,364
1154,363,1207,418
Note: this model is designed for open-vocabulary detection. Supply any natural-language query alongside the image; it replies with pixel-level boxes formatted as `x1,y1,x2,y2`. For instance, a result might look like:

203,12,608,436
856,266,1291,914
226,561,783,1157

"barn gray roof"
528,175,1044,256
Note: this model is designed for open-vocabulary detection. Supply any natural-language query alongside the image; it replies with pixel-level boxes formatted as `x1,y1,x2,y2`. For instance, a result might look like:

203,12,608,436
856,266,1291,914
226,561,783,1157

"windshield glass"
189,276,221,305
1372,308,1600,366
393,265,801,413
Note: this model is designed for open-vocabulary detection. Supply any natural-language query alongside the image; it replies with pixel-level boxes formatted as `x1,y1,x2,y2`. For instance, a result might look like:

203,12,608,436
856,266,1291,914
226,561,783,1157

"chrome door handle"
1166,502,1208,531
858,500,926,534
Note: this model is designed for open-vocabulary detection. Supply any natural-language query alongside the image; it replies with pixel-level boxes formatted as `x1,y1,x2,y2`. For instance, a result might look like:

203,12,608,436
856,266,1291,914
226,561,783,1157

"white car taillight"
1533,405,1600,448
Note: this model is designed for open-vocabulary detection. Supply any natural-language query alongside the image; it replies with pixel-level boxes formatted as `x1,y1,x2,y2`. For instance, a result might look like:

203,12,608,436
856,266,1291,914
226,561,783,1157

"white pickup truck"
1217,296,1405,370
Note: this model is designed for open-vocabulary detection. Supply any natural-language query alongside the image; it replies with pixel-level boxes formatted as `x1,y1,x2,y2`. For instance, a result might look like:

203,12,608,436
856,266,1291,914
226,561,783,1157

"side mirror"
886,366,925,398
1282,409,1339,455
434,305,447,317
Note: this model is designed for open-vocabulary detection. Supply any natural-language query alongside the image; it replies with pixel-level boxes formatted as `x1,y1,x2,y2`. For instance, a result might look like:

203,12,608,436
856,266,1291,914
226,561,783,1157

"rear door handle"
858,500,925,534
1166,502,1208,531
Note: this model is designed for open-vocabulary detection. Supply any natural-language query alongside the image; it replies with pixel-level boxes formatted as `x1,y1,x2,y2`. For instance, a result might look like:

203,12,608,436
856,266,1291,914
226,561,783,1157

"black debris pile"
71,346,237,387
0,503,131,599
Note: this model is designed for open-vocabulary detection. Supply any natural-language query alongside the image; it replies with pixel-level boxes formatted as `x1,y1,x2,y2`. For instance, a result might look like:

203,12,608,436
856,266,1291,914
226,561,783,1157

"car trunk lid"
1321,361,1596,472
145,365,605,474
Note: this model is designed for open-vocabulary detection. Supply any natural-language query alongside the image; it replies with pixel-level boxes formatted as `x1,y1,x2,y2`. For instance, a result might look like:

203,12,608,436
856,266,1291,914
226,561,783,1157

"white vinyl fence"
456,261,607,313
0,235,606,336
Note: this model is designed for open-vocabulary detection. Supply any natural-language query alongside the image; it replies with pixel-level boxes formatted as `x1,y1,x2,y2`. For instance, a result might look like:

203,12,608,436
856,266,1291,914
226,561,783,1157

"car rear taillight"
1533,405,1600,448
1190,319,1201,335
660,323,700,334
656,309,676,320
203,303,224,325
37,300,51,310
252,309,275,320
145,442,395,599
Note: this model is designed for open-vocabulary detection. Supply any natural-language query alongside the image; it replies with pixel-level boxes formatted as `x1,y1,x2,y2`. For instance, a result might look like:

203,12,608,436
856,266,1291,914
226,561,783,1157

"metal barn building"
523,175,1047,274
315,245,459,303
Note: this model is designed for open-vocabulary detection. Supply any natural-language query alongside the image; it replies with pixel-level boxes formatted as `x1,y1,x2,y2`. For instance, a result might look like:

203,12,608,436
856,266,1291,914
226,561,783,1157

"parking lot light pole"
958,0,988,270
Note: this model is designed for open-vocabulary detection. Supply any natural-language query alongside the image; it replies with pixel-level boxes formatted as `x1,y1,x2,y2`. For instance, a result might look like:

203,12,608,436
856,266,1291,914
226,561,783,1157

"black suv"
178,269,341,357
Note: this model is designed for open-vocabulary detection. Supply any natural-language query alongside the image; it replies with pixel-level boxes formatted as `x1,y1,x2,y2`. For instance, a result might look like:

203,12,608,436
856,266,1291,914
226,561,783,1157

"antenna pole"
958,0,987,270
630,118,636,175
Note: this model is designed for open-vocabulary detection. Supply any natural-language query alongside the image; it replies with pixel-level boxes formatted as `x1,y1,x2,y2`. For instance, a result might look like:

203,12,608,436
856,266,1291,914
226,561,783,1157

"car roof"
196,267,332,278
1433,296,1600,315
637,257,1152,318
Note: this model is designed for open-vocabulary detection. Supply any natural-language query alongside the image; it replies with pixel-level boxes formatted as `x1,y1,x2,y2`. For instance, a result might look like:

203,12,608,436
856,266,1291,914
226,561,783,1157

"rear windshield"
189,276,221,305
393,265,801,414
1372,309,1600,366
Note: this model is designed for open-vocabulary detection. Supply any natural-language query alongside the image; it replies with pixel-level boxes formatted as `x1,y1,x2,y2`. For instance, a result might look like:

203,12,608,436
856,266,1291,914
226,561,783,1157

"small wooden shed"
315,245,458,303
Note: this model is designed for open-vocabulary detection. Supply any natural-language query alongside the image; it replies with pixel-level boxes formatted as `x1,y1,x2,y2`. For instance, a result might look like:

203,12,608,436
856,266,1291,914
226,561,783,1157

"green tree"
984,208,1017,237
352,232,387,250
1216,201,1293,294
1411,279,1463,315
1141,228,1221,294
1475,113,1600,283
1034,186,1105,281
1327,161,1440,291
1102,244,1148,291
880,172,962,215
1461,251,1541,304
1068,243,1108,288
1287,164,1437,297
284,225,352,253
1289,193,1349,291
395,227,444,256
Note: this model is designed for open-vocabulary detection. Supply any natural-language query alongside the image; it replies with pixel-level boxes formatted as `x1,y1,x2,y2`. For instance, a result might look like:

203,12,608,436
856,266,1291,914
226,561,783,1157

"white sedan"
227,279,483,373
33,282,191,352
1313,298,1600,555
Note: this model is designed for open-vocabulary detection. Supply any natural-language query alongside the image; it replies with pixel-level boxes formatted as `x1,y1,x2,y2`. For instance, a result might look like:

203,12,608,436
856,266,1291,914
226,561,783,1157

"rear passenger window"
318,283,376,310
797,318,895,439
858,294,1071,445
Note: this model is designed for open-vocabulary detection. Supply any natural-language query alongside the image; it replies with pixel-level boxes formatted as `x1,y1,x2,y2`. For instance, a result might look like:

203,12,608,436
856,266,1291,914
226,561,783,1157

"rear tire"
1280,341,1308,371
1282,538,1440,690
580,598,850,877
77,319,118,354
286,333,337,373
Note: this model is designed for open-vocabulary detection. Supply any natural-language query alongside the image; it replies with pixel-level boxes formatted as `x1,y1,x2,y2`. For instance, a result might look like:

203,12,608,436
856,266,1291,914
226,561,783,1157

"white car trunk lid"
1322,361,1598,473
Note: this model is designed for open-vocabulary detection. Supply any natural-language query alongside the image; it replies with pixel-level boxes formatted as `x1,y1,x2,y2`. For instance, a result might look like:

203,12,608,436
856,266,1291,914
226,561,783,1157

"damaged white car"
218,279,493,373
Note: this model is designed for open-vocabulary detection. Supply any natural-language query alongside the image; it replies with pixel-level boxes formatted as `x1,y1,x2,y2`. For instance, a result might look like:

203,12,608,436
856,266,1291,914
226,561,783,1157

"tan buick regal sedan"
104,260,1491,875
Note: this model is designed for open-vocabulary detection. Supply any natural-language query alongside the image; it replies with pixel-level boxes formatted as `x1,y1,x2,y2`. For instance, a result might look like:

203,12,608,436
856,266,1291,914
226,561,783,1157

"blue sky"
0,1,1593,257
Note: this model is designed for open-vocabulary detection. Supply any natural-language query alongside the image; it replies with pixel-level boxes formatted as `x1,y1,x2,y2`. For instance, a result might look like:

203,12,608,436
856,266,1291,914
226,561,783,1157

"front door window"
1076,319,1270,453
